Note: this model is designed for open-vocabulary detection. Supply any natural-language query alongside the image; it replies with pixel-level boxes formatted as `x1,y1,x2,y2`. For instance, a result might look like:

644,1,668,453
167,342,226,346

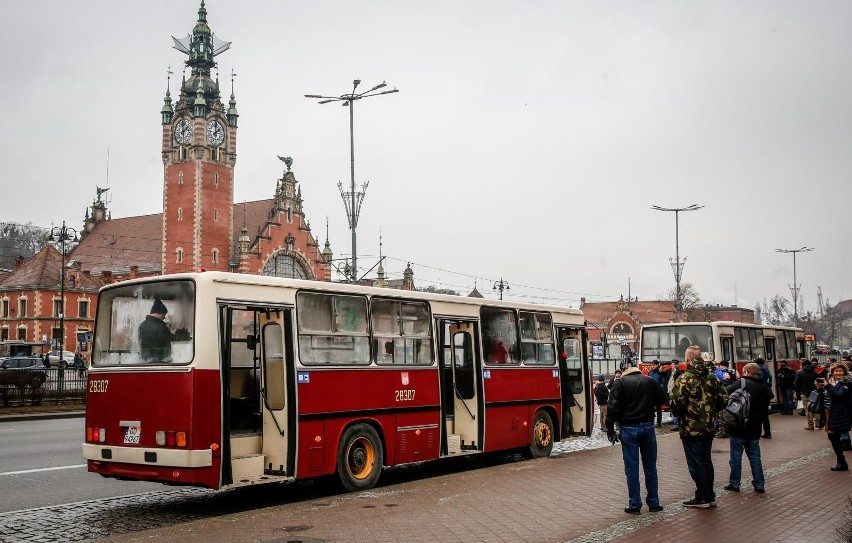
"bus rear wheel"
337,423,383,491
526,410,554,459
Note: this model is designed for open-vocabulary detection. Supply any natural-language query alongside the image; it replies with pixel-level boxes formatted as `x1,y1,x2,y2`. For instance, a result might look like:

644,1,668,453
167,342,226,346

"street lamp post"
305,80,399,284
775,246,814,327
50,221,77,366
493,278,510,300
651,204,704,322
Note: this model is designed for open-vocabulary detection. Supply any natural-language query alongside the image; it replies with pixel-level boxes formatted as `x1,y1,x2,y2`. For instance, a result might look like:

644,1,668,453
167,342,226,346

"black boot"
830,461,849,472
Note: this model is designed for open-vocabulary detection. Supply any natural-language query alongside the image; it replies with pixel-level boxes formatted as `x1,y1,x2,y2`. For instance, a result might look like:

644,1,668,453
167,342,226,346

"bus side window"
262,323,285,410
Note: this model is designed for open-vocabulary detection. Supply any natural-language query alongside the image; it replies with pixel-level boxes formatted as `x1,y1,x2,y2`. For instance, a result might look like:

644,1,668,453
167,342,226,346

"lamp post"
305,80,399,284
775,247,814,327
50,221,77,366
493,278,510,300
651,204,704,322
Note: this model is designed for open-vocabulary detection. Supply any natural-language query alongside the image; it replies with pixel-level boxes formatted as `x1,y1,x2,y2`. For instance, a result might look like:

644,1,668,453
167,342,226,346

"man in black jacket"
776,361,796,414
607,367,667,514
723,362,774,493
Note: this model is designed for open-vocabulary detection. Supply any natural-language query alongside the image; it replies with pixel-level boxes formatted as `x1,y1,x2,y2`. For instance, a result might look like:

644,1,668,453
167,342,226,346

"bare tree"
0,222,50,270
662,282,702,321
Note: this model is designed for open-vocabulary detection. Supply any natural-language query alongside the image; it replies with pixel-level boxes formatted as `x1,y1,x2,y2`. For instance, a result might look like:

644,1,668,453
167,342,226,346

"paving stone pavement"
84,413,849,543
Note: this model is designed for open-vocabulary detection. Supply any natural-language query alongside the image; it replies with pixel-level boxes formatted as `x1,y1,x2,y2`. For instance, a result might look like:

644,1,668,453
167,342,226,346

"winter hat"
596,374,605,382
150,299,168,315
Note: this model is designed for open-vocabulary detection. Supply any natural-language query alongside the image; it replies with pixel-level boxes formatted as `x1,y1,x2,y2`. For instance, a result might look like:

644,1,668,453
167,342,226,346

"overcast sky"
2,1,850,313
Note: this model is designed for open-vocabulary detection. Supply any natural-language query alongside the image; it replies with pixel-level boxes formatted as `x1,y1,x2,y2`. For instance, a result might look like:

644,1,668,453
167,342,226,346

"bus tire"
337,423,383,491
526,410,554,459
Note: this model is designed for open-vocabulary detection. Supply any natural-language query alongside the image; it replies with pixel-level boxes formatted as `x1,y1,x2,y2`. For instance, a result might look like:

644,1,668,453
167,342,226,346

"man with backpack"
722,362,773,494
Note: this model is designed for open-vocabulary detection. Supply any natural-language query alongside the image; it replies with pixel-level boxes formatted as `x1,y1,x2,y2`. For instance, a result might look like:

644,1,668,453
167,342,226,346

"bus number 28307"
89,380,109,393
395,389,415,402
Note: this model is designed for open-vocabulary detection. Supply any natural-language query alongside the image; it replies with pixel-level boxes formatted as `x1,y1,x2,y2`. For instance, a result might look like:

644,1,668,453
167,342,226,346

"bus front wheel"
337,423,383,491
527,410,554,459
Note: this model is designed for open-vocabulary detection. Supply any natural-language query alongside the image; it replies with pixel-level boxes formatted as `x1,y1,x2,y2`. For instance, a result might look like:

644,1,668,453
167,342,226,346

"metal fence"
0,367,86,407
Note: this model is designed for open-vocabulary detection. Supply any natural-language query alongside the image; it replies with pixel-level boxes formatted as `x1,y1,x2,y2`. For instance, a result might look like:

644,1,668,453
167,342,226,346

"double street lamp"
775,246,814,327
50,221,77,366
493,278,510,300
305,80,399,284
651,204,703,322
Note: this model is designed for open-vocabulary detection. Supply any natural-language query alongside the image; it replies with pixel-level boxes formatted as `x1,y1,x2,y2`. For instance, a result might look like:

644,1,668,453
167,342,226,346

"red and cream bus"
83,272,591,490
638,321,805,403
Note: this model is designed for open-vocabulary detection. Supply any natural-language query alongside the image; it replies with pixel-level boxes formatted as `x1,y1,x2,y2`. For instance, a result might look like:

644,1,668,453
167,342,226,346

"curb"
0,411,85,422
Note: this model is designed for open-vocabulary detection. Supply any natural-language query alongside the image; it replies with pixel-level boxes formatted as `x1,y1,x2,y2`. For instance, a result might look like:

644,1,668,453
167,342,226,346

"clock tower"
160,1,237,274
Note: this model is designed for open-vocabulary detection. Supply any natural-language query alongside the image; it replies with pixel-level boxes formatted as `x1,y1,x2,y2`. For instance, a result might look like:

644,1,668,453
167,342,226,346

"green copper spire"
172,1,231,110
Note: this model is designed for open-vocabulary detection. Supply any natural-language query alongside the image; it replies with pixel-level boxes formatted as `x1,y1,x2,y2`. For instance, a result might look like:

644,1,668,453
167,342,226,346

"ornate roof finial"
277,155,293,172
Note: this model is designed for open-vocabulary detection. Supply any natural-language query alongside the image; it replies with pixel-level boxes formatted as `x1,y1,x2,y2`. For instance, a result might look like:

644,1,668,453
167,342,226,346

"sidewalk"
92,413,851,543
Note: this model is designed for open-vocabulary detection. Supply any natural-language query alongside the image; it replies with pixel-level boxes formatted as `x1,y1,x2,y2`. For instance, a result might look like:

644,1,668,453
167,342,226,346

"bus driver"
138,299,188,362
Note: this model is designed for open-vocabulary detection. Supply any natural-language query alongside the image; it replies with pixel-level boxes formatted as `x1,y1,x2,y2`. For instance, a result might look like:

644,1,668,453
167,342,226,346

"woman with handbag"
823,363,851,471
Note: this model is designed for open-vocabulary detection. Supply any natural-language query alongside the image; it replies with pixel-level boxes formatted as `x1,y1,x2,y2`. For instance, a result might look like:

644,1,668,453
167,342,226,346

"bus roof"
100,271,585,322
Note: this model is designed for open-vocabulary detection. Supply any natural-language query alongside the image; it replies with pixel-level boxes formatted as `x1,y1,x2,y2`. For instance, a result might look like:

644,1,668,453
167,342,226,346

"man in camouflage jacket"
669,345,729,508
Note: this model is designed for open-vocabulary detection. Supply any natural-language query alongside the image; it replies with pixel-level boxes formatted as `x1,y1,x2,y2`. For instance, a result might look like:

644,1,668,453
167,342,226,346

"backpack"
721,379,752,431
807,389,824,414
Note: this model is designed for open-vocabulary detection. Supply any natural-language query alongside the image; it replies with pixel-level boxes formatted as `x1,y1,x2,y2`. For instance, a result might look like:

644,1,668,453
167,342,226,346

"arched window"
262,252,308,279
212,248,219,264
611,322,634,334
176,248,184,264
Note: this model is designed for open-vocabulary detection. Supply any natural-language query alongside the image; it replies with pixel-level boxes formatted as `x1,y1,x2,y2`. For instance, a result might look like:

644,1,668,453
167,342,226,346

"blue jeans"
619,421,660,510
728,435,764,490
781,388,795,413
681,435,715,502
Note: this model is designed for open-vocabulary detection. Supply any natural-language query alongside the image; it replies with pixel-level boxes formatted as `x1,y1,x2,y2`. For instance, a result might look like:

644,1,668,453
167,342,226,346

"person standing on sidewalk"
669,345,728,508
606,366,667,514
648,360,665,428
755,358,773,439
666,360,683,431
823,363,851,471
723,362,773,494
594,374,609,432
776,361,797,415
794,360,820,429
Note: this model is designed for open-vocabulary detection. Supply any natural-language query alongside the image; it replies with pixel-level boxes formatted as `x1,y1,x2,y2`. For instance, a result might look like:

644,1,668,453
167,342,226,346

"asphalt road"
0,417,163,513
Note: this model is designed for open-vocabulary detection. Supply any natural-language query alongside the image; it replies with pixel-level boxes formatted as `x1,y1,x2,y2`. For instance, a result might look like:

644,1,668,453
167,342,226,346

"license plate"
123,426,141,444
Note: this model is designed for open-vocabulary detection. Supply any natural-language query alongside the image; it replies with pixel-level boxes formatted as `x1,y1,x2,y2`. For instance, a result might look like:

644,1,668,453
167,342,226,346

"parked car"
48,350,77,366
0,357,48,388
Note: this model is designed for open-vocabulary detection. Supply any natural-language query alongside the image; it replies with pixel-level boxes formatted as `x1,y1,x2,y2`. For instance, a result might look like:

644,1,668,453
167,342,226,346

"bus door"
557,327,591,437
258,308,296,477
220,305,295,486
721,336,734,366
438,319,483,455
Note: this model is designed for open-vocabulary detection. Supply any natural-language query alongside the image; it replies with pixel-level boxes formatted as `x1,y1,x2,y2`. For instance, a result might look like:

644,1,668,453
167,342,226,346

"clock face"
174,119,192,144
206,120,225,146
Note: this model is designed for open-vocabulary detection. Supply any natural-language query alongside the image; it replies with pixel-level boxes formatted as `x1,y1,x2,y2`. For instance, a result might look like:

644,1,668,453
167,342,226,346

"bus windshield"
641,325,713,362
93,280,195,366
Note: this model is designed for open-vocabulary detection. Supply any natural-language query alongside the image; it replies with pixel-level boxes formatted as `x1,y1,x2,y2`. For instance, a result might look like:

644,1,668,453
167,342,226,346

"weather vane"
277,156,293,172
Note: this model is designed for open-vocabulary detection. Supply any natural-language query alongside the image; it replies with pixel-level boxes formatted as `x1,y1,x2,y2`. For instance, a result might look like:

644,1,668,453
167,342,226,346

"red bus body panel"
482,367,561,451
85,369,222,489
295,368,441,478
